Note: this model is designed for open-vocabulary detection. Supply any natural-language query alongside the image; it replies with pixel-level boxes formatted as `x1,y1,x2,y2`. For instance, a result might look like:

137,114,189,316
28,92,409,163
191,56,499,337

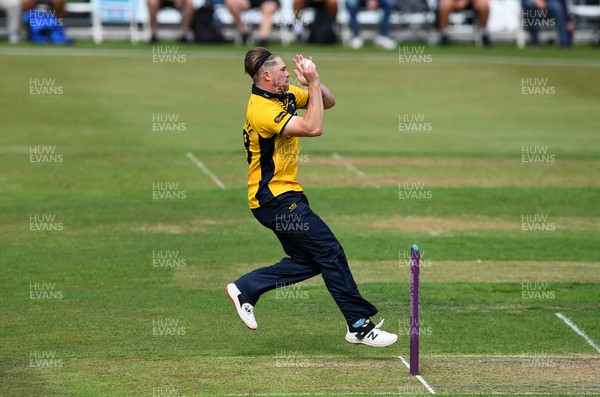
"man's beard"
275,83,289,95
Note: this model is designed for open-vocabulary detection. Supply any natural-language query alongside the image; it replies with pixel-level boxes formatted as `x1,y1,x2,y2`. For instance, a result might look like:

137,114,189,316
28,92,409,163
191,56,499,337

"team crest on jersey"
274,111,287,123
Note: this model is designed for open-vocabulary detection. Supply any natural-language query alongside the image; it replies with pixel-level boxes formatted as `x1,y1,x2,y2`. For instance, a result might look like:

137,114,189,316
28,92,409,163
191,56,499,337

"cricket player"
227,47,398,347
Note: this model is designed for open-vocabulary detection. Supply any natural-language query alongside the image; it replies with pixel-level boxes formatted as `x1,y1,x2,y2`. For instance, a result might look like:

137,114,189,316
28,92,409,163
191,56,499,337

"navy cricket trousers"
234,191,378,325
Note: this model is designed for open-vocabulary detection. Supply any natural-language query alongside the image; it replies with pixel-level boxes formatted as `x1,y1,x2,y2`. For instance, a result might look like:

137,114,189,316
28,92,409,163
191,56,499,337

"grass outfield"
1,42,599,396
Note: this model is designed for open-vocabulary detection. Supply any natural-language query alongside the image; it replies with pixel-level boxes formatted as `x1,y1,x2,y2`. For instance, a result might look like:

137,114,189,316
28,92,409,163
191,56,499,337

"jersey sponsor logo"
289,203,297,212
274,111,287,123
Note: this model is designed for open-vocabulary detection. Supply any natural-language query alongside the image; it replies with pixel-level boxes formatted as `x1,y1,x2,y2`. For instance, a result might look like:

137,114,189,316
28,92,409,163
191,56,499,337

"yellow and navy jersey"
243,84,309,209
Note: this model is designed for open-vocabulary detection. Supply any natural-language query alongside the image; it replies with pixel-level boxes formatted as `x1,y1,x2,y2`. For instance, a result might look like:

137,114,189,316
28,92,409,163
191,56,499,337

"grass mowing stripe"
3,46,600,67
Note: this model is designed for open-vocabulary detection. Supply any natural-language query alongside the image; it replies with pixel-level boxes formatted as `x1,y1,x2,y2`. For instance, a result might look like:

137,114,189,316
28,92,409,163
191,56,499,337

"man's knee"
472,0,489,13
261,1,278,15
460,0,472,9
438,0,454,11
226,0,249,12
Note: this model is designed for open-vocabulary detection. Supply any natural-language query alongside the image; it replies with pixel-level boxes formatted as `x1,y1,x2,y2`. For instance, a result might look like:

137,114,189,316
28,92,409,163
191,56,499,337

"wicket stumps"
410,244,420,375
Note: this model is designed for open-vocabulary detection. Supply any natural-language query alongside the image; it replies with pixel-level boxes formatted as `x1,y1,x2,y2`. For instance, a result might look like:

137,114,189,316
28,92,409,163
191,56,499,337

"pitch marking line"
556,312,600,353
214,353,600,360
186,152,226,190
225,391,597,397
399,356,436,394
226,393,411,396
332,153,381,188
427,353,600,359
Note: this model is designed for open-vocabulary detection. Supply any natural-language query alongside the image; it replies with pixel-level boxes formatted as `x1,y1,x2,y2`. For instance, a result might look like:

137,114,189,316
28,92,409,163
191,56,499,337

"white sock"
294,20,303,36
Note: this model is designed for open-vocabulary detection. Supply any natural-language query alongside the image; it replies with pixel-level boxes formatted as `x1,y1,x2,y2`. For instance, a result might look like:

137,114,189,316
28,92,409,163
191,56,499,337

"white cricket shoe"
349,36,364,49
345,318,398,347
226,283,257,330
373,35,397,50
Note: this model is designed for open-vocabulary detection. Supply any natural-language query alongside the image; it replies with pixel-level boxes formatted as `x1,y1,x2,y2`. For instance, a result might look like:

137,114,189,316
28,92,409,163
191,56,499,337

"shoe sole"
226,284,257,331
345,334,398,347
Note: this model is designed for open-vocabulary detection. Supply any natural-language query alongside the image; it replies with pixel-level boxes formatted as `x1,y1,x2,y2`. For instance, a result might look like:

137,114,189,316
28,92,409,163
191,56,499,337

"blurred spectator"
438,0,492,46
22,0,63,18
346,0,396,49
0,0,21,43
225,0,278,46
22,0,73,44
293,0,337,43
192,0,225,43
147,0,194,43
522,0,573,48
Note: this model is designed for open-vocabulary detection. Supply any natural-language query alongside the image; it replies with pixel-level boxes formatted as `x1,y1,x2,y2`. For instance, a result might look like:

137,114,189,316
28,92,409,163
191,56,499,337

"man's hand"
292,54,319,86
366,0,378,10
291,54,336,110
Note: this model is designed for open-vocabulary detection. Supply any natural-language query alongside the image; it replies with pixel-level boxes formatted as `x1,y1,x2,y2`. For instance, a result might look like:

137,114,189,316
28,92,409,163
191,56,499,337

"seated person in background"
521,0,573,49
22,0,63,18
293,0,337,42
346,0,396,49
225,0,278,46
22,0,73,44
438,0,492,46
1,0,21,43
147,0,194,43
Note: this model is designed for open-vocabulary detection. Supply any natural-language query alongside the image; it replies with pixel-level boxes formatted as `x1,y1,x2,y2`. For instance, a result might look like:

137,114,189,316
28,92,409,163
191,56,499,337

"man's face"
269,57,290,94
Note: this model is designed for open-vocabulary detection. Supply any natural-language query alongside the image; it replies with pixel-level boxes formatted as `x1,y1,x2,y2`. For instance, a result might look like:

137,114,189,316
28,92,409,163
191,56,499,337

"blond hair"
244,47,278,83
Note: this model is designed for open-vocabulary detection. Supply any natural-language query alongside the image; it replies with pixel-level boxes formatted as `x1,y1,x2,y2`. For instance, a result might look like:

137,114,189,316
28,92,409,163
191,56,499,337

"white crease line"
331,153,380,188
399,356,436,394
226,393,598,397
332,153,365,177
186,152,226,190
556,312,600,353
216,354,397,359
213,353,600,360
226,393,406,396
428,393,596,396
427,353,600,359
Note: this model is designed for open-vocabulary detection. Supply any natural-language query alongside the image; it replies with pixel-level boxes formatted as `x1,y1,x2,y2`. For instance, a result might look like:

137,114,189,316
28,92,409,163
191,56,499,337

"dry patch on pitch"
345,260,600,284
303,156,600,188
341,215,599,235
174,260,600,290
55,354,600,395
174,262,267,289
56,354,412,395
422,354,600,395
135,218,239,234
370,216,515,234
136,224,198,234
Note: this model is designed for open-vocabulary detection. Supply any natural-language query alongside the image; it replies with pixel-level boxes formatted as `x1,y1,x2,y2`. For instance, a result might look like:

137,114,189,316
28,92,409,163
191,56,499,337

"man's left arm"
319,83,336,110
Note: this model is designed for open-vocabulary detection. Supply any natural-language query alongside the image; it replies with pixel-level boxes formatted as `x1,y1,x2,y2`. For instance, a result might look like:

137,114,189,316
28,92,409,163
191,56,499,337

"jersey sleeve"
289,84,309,110
254,100,294,137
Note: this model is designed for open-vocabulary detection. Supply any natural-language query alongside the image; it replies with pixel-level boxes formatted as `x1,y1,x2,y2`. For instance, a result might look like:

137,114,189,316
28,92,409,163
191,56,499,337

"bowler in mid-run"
227,47,398,347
